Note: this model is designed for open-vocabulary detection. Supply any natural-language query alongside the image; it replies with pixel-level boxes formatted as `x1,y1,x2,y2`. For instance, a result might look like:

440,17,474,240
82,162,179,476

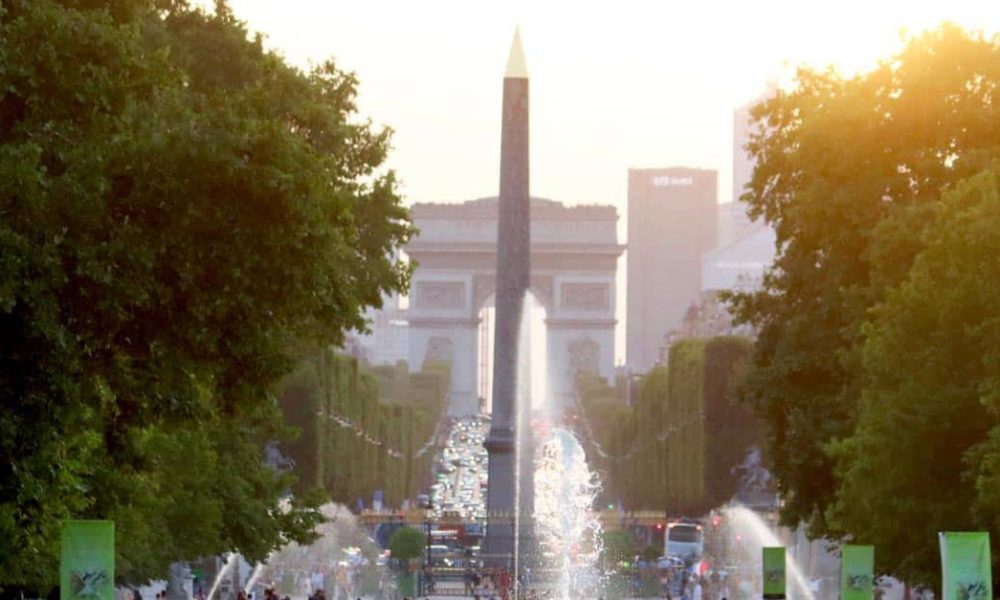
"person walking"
471,569,482,600
497,568,509,600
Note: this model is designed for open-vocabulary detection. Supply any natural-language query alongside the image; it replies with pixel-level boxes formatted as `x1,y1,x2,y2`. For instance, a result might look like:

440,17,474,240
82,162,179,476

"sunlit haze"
198,0,1000,207
10,0,1000,586
197,0,1000,373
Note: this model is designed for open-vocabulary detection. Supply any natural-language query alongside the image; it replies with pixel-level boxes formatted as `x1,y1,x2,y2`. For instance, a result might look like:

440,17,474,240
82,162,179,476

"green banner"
61,520,115,600
940,532,991,600
763,546,786,600
840,545,874,600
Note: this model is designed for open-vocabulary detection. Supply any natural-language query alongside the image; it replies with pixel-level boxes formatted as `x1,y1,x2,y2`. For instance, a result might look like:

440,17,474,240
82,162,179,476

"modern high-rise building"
677,85,780,348
733,81,776,203
626,167,718,373
733,99,755,205
716,200,756,250
711,83,779,296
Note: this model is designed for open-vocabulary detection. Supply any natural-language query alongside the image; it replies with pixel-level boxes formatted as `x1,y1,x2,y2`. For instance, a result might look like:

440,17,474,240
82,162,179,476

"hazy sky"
206,0,999,210
205,1,1000,376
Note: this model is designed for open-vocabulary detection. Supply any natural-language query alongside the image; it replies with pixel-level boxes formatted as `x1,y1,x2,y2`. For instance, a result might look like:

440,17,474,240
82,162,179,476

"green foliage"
388,526,427,562
724,22,1000,584
577,337,756,514
701,337,758,508
0,0,411,589
667,341,707,512
640,544,662,563
826,171,1000,585
576,372,636,506
602,530,637,565
278,352,447,507
665,337,756,514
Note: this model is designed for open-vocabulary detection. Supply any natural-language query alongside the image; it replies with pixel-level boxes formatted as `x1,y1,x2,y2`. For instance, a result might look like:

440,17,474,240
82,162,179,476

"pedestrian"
422,563,434,594
310,569,324,595
471,569,483,600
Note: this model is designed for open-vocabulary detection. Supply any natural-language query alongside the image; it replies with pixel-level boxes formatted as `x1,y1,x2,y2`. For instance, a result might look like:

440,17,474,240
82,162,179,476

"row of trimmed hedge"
577,336,759,515
278,350,448,508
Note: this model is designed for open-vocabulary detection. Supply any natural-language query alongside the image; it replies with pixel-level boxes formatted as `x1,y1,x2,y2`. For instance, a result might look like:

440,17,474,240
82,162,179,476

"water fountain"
206,553,237,600
199,504,389,600
248,503,388,600
243,562,266,596
721,504,817,600
533,427,605,599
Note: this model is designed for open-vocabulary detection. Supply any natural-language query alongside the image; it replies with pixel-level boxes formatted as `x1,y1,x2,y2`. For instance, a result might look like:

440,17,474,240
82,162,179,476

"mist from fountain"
513,397,522,597
207,553,237,600
533,427,604,599
202,503,388,600
243,562,266,595
511,291,539,596
722,504,817,600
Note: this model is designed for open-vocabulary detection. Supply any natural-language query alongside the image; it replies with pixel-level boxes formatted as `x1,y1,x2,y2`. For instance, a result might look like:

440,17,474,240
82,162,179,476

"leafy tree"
576,337,756,514
388,526,427,566
726,24,1000,535
827,171,1000,585
0,0,411,590
277,352,448,507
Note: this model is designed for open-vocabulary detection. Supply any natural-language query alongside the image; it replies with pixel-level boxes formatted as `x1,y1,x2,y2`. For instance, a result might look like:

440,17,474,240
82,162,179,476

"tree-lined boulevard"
5,1,1000,598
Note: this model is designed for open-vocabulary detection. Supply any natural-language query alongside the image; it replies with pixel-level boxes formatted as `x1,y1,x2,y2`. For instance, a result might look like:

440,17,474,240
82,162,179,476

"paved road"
429,416,490,523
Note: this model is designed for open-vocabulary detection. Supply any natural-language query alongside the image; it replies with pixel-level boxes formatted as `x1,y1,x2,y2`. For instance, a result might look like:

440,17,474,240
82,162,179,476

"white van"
664,521,704,562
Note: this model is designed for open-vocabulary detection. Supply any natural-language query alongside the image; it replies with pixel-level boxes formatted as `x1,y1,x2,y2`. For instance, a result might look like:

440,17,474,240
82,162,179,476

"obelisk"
483,28,530,568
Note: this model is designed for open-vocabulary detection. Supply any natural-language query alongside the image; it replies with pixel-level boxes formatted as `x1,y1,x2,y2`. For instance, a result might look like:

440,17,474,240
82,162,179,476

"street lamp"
423,519,432,596
425,519,432,565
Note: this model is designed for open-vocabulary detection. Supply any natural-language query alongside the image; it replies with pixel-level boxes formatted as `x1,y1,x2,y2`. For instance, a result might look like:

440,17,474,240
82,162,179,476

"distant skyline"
202,0,1000,370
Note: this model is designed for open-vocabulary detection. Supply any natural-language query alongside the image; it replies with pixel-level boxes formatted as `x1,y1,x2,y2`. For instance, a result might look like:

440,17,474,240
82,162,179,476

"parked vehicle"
664,520,704,563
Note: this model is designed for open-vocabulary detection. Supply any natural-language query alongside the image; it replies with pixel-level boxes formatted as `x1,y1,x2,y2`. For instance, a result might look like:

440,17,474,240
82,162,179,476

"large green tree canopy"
728,23,1000,583
0,0,412,588
828,171,1000,584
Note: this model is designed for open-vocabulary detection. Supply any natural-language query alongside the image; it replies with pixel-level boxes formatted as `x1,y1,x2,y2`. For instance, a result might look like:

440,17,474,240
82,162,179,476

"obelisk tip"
505,27,528,79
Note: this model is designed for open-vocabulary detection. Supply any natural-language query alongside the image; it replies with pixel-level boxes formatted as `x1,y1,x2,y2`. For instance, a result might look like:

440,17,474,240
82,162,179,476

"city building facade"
349,293,410,366
406,197,623,416
626,167,718,373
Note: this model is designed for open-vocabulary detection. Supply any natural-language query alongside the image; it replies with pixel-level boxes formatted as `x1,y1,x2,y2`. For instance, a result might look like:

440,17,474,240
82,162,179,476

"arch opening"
477,290,548,419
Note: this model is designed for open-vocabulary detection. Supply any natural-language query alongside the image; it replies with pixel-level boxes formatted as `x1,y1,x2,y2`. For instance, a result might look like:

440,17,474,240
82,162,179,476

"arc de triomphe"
407,197,623,416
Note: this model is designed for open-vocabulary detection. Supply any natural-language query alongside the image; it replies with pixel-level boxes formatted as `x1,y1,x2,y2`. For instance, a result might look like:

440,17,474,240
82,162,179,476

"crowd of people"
463,566,514,600
659,566,755,600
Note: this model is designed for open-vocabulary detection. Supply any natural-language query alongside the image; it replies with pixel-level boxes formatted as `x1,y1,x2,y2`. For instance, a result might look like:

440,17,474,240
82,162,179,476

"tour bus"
664,520,704,563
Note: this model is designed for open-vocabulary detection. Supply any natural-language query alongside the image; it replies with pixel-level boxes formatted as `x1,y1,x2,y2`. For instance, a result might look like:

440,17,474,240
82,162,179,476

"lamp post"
423,519,432,596
425,519,432,566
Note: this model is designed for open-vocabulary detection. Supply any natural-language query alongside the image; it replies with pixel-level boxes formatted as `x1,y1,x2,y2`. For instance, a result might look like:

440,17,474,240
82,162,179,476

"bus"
665,521,704,563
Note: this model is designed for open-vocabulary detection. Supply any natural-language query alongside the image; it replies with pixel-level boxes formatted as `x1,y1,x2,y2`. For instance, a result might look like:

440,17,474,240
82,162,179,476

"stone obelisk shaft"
483,30,529,568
